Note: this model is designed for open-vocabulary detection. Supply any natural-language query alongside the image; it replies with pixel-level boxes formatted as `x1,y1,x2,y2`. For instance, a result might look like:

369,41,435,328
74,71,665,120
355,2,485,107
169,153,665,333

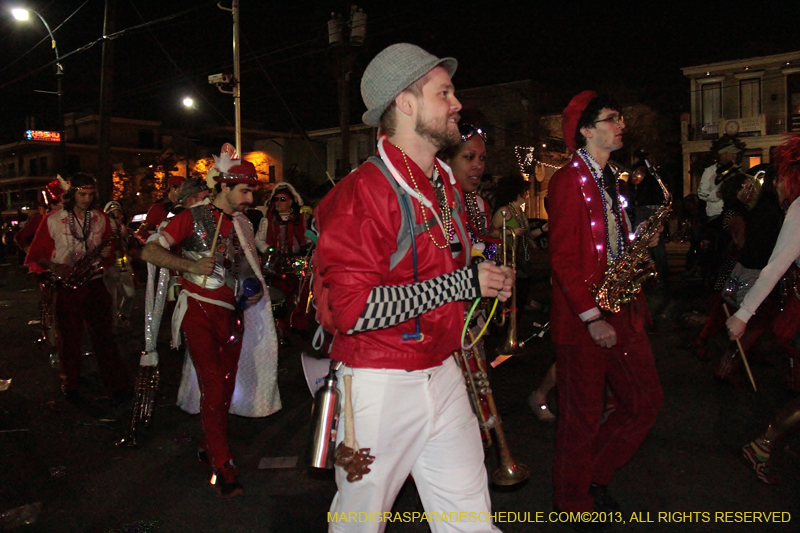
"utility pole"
328,6,366,179
216,1,242,156
97,0,117,202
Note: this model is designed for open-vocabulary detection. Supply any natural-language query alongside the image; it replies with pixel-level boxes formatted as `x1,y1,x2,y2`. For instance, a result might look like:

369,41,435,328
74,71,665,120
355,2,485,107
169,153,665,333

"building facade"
681,50,800,193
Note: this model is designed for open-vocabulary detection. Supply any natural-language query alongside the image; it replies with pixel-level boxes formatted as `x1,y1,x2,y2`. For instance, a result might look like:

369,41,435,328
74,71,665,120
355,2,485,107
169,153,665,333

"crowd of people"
15,41,800,532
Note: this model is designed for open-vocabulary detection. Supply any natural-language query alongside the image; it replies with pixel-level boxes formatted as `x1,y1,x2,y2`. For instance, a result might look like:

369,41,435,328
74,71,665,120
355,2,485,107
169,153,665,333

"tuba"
592,161,672,313
455,329,529,486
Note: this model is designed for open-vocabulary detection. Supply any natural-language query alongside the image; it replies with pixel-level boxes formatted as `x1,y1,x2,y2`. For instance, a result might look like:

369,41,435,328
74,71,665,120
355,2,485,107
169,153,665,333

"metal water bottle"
308,361,342,469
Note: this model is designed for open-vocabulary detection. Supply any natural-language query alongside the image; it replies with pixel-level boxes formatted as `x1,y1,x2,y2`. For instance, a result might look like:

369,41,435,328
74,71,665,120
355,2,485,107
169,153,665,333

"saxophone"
57,231,120,290
592,161,671,313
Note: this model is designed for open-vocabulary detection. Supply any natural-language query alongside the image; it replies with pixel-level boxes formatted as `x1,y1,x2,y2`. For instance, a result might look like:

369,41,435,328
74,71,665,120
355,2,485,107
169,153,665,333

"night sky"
1,0,799,144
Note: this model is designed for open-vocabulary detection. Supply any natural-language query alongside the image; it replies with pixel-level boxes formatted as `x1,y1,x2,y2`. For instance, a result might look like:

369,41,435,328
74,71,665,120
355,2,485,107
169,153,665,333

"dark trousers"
553,307,663,512
55,278,129,395
181,298,242,471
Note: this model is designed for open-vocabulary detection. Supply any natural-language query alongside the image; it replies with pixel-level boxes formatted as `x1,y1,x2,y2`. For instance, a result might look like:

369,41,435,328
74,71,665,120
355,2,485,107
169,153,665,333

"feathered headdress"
205,148,259,189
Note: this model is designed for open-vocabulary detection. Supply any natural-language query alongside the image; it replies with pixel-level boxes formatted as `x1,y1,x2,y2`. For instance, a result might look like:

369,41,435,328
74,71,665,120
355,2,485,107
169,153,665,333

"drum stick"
202,211,224,289
723,303,757,392
343,374,356,450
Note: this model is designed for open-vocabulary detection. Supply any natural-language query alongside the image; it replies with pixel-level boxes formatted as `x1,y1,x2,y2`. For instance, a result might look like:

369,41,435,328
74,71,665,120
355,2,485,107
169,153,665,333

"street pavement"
0,246,797,533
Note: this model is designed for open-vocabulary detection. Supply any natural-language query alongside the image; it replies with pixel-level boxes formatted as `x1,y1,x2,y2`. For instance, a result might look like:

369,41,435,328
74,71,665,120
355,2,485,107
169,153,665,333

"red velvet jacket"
547,154,643,345
314,142,471,370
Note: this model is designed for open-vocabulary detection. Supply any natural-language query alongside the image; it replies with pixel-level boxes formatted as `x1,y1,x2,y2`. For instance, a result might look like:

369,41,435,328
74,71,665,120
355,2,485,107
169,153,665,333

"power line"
0,0,90,74
0,3,211,91
127,0,231,126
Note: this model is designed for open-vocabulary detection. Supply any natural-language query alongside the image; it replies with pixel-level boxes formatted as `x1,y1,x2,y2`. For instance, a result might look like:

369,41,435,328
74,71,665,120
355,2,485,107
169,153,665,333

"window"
701,82,722,132
740,78,761,118
746,156,762,170
268,165,275,183
29,158,39,176
788,73,800,132
39,156,48,175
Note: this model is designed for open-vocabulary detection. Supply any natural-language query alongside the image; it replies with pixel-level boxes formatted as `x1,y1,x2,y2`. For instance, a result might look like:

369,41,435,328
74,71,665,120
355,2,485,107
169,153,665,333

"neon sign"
25,130,60,142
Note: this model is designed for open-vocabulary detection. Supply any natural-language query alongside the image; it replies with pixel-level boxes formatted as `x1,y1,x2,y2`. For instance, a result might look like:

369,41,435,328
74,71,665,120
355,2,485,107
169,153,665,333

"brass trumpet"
455,329,529,486
496,213,522,356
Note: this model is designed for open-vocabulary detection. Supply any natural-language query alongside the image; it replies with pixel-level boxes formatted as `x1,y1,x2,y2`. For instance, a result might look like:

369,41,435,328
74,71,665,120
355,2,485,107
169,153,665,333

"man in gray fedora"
315,43,511,532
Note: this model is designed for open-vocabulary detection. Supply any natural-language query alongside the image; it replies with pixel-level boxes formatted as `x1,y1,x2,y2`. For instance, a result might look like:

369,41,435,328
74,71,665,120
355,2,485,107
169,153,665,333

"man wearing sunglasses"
547,91,662,530
314,43,512,532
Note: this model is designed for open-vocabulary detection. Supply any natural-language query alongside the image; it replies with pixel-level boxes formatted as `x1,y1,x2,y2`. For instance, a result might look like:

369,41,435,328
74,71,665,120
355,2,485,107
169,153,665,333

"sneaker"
589,482,621,513
742,443,780,484
211,461,244,498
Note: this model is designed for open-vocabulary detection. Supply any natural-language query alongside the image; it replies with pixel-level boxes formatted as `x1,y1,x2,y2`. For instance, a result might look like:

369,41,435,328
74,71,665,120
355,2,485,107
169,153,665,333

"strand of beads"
399,149,454,249
577,148,625,261
68,210,93,251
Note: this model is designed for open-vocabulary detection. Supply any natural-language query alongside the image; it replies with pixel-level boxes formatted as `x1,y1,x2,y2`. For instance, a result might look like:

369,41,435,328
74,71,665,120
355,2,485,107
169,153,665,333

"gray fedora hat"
177,177,208,203
360,43,457,127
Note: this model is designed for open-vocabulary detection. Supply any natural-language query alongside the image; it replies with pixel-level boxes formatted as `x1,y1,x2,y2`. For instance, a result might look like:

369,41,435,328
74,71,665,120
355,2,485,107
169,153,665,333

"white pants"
328,357,500,533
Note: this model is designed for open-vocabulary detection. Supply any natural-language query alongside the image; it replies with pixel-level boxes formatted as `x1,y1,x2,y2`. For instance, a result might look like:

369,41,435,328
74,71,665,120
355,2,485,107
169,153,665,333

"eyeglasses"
593,114,624,126
459,123,487,143
272,195,290,203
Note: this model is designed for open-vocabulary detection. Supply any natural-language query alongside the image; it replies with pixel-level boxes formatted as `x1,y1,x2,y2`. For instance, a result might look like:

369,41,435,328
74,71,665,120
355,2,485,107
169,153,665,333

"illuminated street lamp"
180,96,196,178
12,7,66,173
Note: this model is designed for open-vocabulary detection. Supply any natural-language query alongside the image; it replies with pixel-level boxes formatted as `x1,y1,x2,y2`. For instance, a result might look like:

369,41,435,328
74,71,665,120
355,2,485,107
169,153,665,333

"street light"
180,96,195,178
12,7,66,173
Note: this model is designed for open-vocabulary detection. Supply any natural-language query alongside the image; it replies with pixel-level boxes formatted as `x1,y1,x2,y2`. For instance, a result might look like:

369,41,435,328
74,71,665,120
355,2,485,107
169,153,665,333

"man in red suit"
547,91,662,528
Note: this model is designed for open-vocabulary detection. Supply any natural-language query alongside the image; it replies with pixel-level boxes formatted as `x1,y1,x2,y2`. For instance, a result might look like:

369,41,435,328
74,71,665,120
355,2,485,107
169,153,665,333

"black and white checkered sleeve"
349,265,480,334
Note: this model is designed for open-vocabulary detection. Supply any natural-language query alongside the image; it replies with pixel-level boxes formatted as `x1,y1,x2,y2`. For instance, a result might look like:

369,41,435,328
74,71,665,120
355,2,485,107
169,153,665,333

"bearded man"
314,43,513,533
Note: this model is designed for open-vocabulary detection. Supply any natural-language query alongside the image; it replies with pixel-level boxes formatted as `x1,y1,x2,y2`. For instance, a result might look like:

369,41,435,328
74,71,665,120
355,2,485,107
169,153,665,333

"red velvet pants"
553,307,663,512
181,298,242,471
55,278,129,395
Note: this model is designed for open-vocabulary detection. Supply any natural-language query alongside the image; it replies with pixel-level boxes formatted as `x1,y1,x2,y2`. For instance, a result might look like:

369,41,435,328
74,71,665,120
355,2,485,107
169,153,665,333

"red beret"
562,90,598,150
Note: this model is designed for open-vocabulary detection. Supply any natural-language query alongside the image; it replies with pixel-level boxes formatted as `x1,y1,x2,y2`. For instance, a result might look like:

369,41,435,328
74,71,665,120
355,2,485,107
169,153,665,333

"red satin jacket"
314,142,470,370
547,154,644,345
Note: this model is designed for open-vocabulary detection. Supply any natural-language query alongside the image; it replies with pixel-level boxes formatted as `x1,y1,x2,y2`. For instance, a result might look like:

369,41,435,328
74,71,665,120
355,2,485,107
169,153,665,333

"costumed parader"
25,173,131,404
726,133,800,483
548,91,663,522
15,178,66,254
141,151,280,498
18,177,67,366
135,175,185,243
438,123,501,261
314,43,513,532
254,181,312,337
103,201,137,327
